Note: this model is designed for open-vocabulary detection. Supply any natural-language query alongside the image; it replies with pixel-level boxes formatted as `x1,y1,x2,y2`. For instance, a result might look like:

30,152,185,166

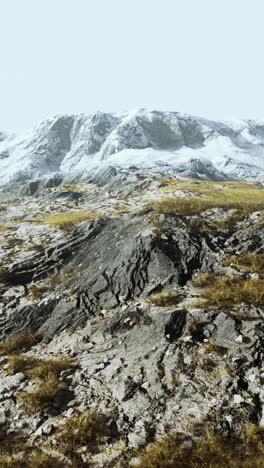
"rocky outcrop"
0,213,223,339
0,181,264,466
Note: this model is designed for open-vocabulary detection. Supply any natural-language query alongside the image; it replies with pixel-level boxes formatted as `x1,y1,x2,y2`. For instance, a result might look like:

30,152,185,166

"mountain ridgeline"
1,109,264,190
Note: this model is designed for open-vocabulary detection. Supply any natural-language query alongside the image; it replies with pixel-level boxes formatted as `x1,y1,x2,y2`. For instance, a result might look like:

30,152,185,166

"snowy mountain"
1,109,264,186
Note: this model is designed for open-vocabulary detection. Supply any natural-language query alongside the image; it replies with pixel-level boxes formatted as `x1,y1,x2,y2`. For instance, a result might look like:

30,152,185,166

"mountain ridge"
1,109,264,187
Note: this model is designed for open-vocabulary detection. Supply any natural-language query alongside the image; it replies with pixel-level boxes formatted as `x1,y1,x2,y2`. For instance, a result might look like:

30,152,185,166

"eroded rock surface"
0,179,264,466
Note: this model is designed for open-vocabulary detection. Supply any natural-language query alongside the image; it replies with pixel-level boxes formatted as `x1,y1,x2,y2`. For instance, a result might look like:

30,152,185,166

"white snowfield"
1,109,264,185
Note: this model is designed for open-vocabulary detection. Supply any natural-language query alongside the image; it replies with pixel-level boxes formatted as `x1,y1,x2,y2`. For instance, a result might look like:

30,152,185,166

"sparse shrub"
0,331,39,355
192,274,264,308
57,409,106,453
146,291,180,307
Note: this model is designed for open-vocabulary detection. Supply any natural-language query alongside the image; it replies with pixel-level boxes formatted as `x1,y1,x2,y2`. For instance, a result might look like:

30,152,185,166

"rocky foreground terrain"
0,176,264,466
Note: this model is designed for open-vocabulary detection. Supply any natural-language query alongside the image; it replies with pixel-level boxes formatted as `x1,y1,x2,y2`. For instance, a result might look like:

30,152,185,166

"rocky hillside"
2,109,264,188
0,178,264,466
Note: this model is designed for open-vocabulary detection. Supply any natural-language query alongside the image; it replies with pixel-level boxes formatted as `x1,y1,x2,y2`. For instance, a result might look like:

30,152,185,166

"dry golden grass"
223,252,264,278
25,451,65,468
0,430,64,467
192,274,264,308
28,284,44,300
7,354,74,377
35,211,101,230
203,343,227,356
0,267,12,282
19,373,60,410
152,197,264,216
25,355,74,380
151,180,264,216
0,331,39,355
16,355,75,410
57,409,106,453
7,354,39,374
146,291,180,307
191,272,215,288
0,431,26,468
114,204,129,215
186,318,204,339
55,183,87,192
158,178,264,199
0,224,10,233
134,425,264,468
186,213,244,233
49,267,74,285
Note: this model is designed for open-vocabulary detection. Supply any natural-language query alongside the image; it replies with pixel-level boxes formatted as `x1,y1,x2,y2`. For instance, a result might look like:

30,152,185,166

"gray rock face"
1,203,264,341
67,303,264,442
0,214,221,339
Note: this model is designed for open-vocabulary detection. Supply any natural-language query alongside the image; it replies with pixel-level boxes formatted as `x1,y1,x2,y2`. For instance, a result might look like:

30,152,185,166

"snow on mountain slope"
1,109,264,186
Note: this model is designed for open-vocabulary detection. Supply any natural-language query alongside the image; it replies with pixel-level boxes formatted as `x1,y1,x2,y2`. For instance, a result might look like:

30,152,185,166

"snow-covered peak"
1,109,264,186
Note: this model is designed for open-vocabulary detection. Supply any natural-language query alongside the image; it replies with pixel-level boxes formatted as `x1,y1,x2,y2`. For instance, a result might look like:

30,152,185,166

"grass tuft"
134,425,264,468
0,429,64,467
28,285,44,300
0,331,39,355
25,355,74,380
57,409,106,453
49,267,74,285
19,373,60,410
0,224,10,233
203,343,227,356
17,355,75,411
7,354,39,374
192,274,264,308
35,211,101,230
146,291,180,307
223,252,264,278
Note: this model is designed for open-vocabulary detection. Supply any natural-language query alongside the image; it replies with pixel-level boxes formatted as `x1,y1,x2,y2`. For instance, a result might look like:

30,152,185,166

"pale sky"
1,0,264,132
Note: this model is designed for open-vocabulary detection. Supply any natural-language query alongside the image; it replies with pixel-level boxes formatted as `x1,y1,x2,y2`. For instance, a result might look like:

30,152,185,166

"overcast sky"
1,0,264,132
